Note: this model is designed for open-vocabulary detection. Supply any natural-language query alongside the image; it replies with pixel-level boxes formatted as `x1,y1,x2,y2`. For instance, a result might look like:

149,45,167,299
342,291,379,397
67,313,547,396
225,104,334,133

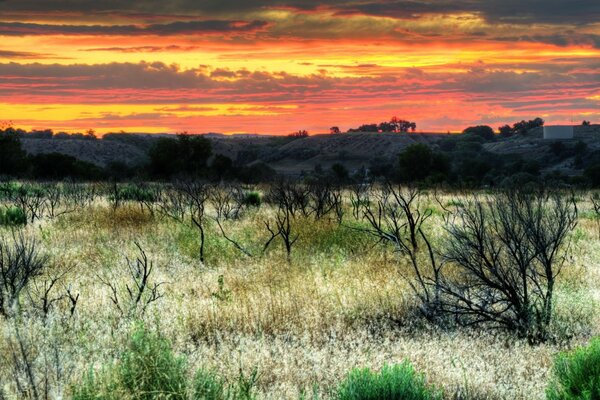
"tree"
498,124,512,137
209,154,233,181
582,120,591,126
85,129,97,139
391,117,417,133
177,133,212,176
499,117,544,137
330,126,341,134
0,128,28,176
148,134,212,179
462,125,495,141
398,144,433,182
331,163,349,181
148,137,182,178
289,130,309,138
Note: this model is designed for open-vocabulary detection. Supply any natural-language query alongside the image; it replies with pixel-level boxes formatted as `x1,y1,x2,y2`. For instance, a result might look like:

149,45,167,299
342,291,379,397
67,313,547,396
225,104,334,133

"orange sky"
0,1,599,134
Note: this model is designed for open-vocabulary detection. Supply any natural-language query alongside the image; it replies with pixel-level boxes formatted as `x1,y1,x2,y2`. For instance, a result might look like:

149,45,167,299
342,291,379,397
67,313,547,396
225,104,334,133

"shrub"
243,191,261,207
0,233,48,317
0,206,26,226
111,185,156,203
119,326,187,399
72,325,188,399
336,361,441,400
192,369,227,400
547,337,600,399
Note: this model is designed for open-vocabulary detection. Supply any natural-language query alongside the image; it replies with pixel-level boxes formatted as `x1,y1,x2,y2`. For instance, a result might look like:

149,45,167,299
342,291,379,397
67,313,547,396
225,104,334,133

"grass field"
0,183,598,399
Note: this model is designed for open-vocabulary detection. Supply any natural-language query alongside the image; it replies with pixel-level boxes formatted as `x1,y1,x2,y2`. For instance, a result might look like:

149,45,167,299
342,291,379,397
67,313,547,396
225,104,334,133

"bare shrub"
210,183,245,220
158,181,210,264
350,182,371,220
591,192,600,239
267,180,310,218
360,184,441,318
0,233,49,318
264,206,299,263
440,189,578,342
99,242,164,318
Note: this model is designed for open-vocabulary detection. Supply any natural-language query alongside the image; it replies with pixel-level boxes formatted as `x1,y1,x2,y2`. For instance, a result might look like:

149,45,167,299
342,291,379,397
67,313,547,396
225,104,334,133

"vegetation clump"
336,362,441,400
547,337,600,400
0,206,26,226
242,191,261,207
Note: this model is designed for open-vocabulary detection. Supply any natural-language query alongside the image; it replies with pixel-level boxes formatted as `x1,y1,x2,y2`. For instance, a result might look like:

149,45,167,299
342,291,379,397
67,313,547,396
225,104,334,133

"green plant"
111,185,156,203
336,362,441,400
0,206,26,226
547,337,600,399
191,367,258,400
119,326,187,399
192,369,227,400
72,324,188,399
243,191,261,207
233,367,259,400
211,275,232,302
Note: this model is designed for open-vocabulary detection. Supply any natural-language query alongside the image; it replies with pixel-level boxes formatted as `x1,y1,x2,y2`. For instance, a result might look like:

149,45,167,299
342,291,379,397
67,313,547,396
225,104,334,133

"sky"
0,0,599,135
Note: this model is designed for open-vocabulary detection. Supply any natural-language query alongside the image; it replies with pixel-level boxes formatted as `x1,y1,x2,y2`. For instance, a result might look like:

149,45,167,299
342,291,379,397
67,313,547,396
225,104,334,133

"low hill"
18,126,600,177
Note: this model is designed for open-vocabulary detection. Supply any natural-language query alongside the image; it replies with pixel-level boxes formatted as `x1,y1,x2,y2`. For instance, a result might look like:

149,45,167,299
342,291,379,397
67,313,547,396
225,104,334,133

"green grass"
336,362,442,400
0,206,26,226
547,337,600,400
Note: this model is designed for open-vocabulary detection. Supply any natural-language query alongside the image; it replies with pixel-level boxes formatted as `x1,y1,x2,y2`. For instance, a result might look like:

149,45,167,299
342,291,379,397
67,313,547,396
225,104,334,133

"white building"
543,125,574,140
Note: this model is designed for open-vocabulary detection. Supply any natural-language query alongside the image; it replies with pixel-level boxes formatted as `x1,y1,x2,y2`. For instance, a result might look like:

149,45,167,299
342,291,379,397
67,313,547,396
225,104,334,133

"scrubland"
0,183,599,399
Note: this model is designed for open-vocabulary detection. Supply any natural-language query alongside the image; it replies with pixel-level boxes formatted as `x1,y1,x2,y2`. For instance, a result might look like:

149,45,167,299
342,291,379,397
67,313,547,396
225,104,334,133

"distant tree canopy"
498,117,544,137
289,130,309,138
397,143,449,182
349,117,416,133
462,125,495,141
331,163,349,181
0,128,28,176
329,126,341,134
148,133,212,178
30,153,103,180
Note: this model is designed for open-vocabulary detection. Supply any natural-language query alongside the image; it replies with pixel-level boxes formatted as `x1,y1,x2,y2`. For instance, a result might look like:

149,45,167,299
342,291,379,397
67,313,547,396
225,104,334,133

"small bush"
0,206,26,226
111,185,157,203
243,191,261,207
72,325,187,399
547,337,600,399
119,327,188,399
336,362,441,400
193,370,227,400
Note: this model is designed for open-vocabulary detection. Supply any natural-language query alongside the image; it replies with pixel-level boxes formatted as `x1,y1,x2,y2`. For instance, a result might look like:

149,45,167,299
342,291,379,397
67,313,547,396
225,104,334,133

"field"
0,182,599,399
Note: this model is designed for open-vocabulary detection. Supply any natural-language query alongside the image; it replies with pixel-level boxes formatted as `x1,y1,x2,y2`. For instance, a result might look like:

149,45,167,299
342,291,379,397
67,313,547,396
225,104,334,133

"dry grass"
0,189,599,399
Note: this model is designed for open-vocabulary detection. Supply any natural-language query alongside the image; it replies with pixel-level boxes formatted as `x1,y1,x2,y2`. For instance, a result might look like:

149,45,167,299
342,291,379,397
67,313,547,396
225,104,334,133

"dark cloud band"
0,19,268,36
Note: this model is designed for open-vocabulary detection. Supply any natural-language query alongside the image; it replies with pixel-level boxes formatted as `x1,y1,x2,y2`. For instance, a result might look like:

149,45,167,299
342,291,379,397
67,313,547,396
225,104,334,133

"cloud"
0,50,57,58
0,19,269,36
1,0,598,25
0,61,597,110
82,45,200,53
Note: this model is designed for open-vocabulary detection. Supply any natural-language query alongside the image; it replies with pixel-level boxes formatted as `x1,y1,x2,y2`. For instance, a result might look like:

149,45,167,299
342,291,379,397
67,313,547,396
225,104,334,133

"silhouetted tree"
330,126,341,134
463,125,495,141
289,130,309,138
390,117,417,132
0,129,27,176
148,134,212,179
498,117,544,137
331,163,349,182
210,154,234,181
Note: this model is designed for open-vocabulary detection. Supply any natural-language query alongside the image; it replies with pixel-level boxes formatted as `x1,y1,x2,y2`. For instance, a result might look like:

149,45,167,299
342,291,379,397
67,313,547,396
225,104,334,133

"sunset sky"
0,0,599,135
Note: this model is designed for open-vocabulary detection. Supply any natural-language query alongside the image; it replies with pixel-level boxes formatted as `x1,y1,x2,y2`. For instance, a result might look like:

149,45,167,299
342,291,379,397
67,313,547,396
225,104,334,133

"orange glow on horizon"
1,7,599,134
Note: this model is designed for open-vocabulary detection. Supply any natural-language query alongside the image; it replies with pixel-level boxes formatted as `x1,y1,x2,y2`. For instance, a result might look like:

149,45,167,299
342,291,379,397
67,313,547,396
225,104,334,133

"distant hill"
19,126,600,177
